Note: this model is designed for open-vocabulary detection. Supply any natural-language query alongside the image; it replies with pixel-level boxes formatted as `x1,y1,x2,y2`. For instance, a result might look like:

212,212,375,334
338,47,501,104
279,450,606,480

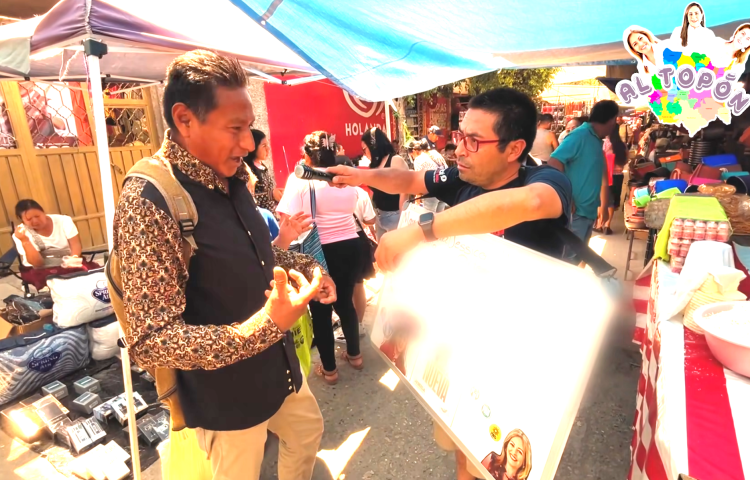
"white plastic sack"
87,315,120,360
47,269,113,328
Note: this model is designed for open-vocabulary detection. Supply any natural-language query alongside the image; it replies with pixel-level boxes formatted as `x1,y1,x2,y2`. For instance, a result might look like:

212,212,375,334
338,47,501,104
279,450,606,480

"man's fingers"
272,267,289,298
300,268,324,302
288,269,310,290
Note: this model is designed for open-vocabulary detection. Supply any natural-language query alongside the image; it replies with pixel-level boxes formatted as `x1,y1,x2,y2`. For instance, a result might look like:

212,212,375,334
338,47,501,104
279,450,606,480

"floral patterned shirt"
112,134,322,370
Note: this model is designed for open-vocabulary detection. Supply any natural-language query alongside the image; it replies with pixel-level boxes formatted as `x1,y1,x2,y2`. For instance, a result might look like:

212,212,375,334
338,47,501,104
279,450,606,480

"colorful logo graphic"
92,280,111,304
489,424,502,441
616,4,749,136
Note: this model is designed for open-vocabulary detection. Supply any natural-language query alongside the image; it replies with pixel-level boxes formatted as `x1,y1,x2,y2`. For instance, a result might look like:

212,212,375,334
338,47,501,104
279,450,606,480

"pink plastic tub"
693,302,750,378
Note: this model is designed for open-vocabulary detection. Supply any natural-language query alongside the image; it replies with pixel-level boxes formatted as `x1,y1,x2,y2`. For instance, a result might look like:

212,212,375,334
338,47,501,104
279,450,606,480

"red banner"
264,80,387,187
424,94,450,150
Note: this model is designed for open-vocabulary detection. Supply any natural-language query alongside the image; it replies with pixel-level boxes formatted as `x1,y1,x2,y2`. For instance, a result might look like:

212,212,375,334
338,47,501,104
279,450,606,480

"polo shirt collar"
156,129,250,194
583,122,603,141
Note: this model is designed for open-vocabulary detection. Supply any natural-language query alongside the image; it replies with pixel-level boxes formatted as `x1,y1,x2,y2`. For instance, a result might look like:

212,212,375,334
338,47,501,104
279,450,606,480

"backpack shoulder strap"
126,157,199,252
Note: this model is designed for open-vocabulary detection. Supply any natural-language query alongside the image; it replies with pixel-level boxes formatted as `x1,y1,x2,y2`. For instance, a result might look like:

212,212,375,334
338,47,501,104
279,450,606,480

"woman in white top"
625,27,661,74
277,130,364,384
670,3,715,49
709,23,750,71
13,199,83,268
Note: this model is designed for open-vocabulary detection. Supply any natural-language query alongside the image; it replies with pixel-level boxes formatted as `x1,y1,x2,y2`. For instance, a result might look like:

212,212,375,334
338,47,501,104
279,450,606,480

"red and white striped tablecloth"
629,260,750,480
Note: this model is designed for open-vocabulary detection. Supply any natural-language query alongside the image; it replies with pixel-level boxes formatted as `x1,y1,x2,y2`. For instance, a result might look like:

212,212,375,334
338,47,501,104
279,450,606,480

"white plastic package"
87,315,120,360
47,269,114,328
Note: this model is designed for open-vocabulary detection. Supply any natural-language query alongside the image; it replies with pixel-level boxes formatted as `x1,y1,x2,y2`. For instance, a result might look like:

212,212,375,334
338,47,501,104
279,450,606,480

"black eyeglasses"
452,131,502,153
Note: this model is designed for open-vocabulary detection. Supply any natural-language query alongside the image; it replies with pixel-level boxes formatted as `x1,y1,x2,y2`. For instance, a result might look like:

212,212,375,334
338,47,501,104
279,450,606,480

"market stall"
628,186,750,479
629,250,750,480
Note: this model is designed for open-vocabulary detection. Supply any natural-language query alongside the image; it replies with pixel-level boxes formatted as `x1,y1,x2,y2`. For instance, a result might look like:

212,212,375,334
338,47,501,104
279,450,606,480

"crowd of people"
8,48,651,480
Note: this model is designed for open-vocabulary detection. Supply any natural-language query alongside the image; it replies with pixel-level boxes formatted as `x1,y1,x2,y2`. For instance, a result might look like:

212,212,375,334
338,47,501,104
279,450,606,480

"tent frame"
83,37,143,480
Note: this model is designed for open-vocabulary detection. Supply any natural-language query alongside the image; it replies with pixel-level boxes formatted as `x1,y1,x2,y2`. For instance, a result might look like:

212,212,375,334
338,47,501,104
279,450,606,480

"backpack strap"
126,156,199,253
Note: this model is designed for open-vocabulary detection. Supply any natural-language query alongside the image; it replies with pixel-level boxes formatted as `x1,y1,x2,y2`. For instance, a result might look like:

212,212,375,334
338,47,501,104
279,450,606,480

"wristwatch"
418,212,437,242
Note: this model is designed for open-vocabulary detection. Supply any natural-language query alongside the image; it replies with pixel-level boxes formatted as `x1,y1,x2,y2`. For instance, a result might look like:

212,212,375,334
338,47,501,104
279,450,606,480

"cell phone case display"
668,218,732,273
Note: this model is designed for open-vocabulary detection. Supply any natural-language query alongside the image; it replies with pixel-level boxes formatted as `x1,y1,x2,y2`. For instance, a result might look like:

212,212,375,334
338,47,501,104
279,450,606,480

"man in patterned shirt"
112,50,336,480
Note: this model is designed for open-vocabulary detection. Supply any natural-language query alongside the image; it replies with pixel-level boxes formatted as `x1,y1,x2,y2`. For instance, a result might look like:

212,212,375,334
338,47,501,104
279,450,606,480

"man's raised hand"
327,165,363,188
264,267,323,331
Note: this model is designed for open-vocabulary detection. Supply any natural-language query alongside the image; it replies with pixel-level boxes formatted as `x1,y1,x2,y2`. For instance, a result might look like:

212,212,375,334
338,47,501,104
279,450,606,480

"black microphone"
295,164,335,182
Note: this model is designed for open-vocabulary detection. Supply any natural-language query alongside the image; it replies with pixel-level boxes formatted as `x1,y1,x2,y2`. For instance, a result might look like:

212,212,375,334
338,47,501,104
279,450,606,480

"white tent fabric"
0,0,317,81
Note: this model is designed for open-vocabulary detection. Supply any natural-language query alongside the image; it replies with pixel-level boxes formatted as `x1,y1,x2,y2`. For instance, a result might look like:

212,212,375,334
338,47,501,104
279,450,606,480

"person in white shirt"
277,130,365,384
558,118,582,143
709,23,750,71
13,199,82,268
411,139,448,212
670,2,715,49
529,113,559,164
625,27,662,74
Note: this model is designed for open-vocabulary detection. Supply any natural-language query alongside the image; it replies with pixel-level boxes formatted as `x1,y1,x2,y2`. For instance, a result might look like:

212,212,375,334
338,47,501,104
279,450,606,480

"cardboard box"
0,310,53,340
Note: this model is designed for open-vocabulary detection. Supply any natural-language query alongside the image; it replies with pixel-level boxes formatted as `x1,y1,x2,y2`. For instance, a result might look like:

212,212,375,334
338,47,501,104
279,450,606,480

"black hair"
243,129,267,176
467,87,538,160
15,199,44,219
576,116,589,124
361,127,395,168
303,130,337,168
538,113,554,124
163,50,249,130
589,100,619,125
609,123,628,167
417,138,432,151
406,139,422,153
443,143,457,152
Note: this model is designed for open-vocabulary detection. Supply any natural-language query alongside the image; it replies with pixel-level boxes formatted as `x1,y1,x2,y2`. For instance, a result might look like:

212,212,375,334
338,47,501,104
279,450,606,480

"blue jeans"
375,210,402,241
565,214,595,264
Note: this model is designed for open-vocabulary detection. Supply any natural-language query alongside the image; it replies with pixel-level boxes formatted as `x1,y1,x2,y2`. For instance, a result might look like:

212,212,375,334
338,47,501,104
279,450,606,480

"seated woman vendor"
12,199,88,269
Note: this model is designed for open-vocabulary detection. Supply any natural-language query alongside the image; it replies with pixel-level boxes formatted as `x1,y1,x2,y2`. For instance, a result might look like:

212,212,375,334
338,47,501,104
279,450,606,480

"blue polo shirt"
550,122,604,220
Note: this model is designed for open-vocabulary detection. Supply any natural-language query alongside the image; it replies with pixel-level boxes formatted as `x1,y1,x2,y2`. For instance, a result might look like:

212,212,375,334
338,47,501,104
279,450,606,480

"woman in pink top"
277,130,364,384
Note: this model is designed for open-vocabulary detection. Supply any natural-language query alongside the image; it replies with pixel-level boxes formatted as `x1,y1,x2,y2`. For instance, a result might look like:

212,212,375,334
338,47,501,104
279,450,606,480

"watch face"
419,212,434,225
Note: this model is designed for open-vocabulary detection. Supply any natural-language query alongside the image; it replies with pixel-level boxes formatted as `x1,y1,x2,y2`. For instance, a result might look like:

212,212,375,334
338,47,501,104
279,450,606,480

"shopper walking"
278,130,365,384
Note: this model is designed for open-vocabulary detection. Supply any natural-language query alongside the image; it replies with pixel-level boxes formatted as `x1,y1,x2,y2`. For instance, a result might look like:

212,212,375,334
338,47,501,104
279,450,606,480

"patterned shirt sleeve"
273,246,326,279
114,178,284,371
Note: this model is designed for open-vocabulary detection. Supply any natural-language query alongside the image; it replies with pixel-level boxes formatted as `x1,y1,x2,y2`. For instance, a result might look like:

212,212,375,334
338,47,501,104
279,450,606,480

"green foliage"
456,68,560,98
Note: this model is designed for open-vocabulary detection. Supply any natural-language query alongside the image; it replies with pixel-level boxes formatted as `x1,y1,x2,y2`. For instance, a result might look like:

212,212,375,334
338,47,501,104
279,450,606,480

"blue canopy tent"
229,0,749,101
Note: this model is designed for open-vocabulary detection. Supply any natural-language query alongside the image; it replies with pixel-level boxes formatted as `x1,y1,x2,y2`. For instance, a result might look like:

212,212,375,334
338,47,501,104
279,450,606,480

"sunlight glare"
316,427,371,479
379,369,400,391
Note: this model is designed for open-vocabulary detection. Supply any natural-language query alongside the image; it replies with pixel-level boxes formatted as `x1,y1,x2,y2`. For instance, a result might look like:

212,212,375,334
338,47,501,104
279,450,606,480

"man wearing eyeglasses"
328,87,572,271
328,87,571,479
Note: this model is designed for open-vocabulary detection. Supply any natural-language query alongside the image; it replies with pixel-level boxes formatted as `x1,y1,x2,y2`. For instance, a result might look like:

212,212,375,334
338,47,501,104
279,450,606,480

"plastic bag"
158,428,212,480
47,269,113,327
291,309,313,377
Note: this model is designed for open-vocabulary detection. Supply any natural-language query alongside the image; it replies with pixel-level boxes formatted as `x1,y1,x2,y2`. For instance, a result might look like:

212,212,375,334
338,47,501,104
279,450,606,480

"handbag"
701,153,741,173
353,215,377,263
721,171,749,181
289,182,329,271
670,162,693,181
630,157,657,182
689,164,723,185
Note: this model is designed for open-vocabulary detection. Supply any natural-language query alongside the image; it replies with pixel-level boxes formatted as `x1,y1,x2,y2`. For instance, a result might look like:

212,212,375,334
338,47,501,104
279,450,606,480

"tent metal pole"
385,101,391,140
86,52,143,480
244,67,281,83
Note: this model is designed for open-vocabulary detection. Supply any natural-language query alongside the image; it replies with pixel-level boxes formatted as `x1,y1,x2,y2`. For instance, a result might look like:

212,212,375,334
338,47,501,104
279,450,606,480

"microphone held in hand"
295,164,335,182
